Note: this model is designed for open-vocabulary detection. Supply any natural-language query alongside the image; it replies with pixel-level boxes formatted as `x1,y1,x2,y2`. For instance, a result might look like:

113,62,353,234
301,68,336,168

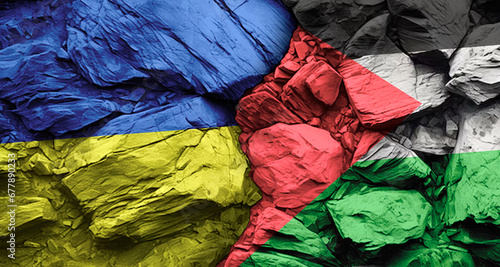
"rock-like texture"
246,123,344,209
341,14,449,118
453,100,500,154
387,102,462,155
0,197,57,236
353,137,431,187
343,13,401,58
0,0,295,266
387,245,475,267
0,126,260,266
472,0,500,23
447,22,500,104
224,2,500,265
327,188,431,251
0,0,295,143
2,0,500,266
283,0,387,52
446,99,500,226
65,0,295,99
284,0,472,59
387,0,471,56
221,27,424,266
410,125,457,155
338,53,421,129
61,127,259,242
450,223,500,264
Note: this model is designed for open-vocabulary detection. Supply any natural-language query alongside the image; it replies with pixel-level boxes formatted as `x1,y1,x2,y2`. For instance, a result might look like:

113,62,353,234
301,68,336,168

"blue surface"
0,0,295,143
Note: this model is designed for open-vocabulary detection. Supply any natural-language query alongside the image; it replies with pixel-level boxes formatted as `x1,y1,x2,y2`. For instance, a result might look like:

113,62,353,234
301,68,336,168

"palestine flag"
1,0,500,266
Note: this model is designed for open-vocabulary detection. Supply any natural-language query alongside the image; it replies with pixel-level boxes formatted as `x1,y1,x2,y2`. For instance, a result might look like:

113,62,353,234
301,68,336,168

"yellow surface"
0,126,260,266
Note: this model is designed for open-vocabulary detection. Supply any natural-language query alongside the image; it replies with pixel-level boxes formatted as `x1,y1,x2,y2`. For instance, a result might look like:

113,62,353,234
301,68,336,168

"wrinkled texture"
0,0,295,266
61,127,260,242
447,23,500,104
446,100,500,226
225,1,500,265
0,0,295,143
0,197,57,236
387,245,475,267
0,127,260,266
283,0,387,52
341,14,449,117
327,188,432,251
65,0,294,99
387,0,471,56
353,137,431,187
221,27,421,266
3,0,500,266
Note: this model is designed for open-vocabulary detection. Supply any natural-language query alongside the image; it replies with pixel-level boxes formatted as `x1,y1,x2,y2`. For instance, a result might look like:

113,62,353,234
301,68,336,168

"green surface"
245,150,500,266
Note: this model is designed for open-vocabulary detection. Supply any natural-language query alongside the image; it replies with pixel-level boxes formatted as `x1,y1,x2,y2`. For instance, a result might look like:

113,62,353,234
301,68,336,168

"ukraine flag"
2,0,500,266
